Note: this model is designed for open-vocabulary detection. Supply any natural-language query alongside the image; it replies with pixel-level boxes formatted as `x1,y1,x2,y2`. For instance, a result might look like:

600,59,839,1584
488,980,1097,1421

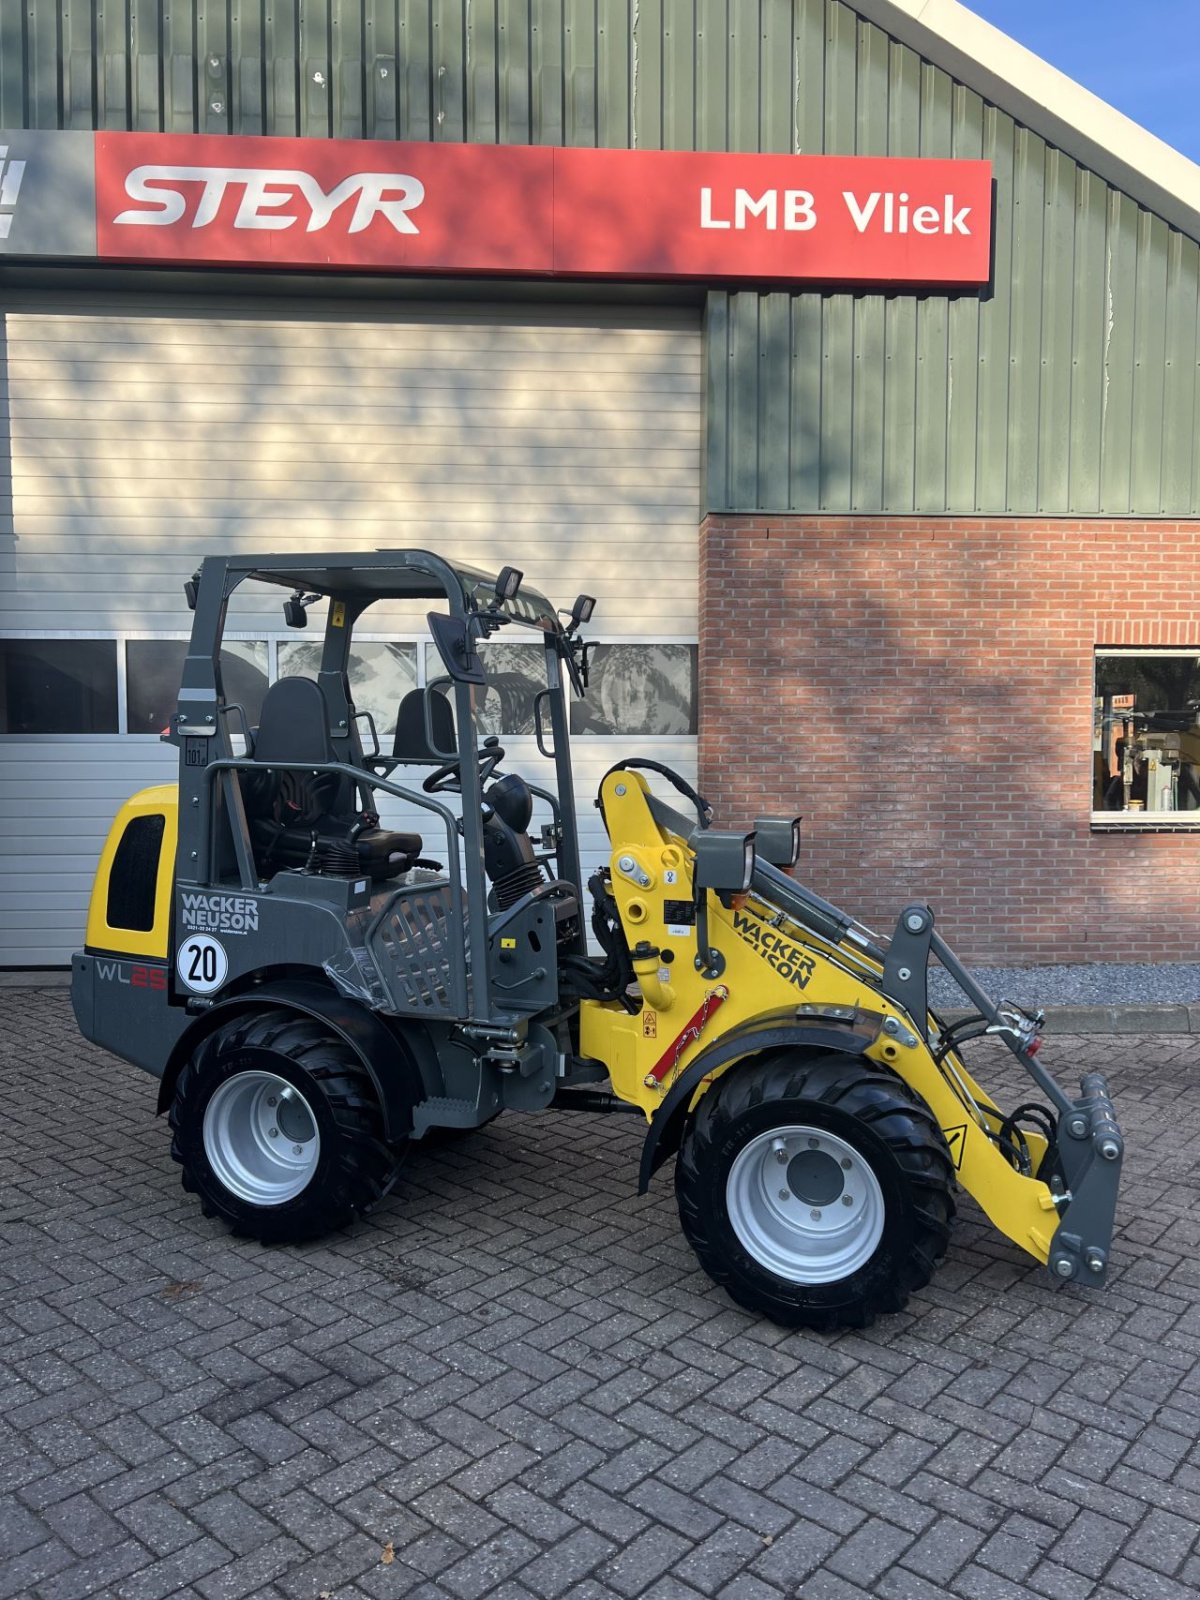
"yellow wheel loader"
72,551,1124,1329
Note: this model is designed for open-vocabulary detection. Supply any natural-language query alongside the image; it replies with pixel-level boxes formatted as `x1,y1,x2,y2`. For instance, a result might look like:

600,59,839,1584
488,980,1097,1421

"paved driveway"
2,989,1198,1600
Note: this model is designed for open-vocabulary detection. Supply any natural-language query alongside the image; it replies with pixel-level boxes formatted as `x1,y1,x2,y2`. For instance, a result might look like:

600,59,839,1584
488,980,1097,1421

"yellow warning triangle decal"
942,1124,967,1171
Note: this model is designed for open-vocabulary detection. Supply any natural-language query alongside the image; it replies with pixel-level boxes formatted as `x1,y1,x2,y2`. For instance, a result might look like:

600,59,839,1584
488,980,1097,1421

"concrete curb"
940,1004,1200,1034
3,969,1199,1033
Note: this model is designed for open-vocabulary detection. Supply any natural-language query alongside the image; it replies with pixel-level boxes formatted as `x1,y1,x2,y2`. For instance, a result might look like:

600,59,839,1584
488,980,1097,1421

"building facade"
2,0,1199,966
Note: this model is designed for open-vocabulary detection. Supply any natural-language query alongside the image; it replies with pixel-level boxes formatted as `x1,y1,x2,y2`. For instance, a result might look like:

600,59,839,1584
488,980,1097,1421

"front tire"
169,1008,396,1242
676,1050,955,1329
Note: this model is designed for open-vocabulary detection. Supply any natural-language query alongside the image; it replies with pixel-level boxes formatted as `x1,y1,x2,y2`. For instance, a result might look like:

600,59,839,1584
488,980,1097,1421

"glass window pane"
477,643,544,736
106,813,166,930
0,639,118,733
423,641,545,736
126,640,268,734
279,641,418,738
1093,651,1200,814
571,644,697,736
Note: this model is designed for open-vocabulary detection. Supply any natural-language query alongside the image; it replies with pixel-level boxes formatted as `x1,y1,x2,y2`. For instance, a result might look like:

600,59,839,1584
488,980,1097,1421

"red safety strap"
644,985,729,1087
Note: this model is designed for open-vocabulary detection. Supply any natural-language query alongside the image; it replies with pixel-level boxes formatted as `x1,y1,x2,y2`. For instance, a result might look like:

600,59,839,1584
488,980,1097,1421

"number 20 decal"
176,934,229,995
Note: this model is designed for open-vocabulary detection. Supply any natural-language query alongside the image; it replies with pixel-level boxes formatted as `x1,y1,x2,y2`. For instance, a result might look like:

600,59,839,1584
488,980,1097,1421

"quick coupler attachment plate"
1047,1072,1123,1286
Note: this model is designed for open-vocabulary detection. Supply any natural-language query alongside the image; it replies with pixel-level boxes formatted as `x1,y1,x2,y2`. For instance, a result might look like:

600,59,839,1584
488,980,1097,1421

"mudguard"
155,977,429,1143
638,1010,884,1193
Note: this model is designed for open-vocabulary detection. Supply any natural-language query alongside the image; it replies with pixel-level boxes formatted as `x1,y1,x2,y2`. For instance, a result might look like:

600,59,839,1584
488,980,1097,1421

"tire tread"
169,1006,394,1243
676,1048,956,1330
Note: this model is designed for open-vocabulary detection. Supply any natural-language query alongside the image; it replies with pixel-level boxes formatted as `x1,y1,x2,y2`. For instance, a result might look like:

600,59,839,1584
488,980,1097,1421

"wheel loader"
72,550,1124,1329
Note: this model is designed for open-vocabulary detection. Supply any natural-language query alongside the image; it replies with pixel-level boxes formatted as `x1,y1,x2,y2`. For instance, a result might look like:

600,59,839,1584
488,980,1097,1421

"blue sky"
966,1,1200,163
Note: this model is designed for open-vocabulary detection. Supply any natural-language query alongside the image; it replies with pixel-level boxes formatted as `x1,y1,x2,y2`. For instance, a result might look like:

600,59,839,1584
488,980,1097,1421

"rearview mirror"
428,612,487,686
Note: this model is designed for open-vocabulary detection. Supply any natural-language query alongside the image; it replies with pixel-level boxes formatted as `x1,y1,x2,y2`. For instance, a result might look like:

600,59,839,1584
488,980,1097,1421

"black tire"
169,1007,396,1243
676,1050,955,1330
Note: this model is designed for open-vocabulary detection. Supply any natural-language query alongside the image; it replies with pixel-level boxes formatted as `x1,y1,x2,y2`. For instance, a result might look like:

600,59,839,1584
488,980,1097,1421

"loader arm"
581,770,1123,1289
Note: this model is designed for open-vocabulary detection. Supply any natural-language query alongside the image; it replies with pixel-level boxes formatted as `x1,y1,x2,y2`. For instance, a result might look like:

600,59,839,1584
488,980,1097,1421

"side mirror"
690,829,756,894
754,816,802,868
428,611,487,686
283,596,308,628
570,593,596,628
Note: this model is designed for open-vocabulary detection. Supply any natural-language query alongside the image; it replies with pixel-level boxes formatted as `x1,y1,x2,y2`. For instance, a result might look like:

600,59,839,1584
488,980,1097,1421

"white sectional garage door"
0,299,702,965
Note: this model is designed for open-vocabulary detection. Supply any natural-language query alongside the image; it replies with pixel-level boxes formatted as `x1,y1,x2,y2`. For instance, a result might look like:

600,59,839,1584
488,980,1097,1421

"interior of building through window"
1093,650,1200,815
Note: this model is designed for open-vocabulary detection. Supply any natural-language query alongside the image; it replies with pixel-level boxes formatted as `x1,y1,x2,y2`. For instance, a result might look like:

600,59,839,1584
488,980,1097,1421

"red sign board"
91,133,992,288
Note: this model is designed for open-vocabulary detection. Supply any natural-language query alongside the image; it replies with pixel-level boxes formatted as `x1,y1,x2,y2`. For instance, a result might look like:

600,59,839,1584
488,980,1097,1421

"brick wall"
700,516,1200,965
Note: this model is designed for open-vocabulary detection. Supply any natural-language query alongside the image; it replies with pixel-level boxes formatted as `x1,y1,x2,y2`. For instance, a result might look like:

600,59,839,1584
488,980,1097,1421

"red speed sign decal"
91,132,992,288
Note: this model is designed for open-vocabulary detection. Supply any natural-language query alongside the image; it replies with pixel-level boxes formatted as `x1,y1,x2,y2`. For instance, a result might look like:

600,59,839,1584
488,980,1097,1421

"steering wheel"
422,737,506,795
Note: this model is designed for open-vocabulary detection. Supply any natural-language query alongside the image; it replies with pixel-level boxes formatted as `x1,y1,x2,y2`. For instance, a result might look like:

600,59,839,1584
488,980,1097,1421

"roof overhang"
854,0,1200,243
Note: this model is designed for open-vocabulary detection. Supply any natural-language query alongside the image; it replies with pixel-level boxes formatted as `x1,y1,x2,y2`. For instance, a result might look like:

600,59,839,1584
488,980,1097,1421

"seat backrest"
248,676,349,823
393,688,456,763
254,676,335,764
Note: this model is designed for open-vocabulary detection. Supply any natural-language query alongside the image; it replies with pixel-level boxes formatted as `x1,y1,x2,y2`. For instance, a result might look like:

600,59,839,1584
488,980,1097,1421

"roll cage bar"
167,551,588,1022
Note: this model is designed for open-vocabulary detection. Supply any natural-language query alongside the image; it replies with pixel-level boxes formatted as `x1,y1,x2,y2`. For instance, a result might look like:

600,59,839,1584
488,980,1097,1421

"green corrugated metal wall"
2,0,1197,514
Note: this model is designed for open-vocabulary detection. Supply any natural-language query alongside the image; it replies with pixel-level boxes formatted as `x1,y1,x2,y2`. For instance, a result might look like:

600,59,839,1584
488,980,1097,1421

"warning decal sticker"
942,1124,967,1171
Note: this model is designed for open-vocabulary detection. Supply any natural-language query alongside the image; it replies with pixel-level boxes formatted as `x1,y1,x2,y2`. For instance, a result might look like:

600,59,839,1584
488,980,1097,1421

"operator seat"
243,676,422,880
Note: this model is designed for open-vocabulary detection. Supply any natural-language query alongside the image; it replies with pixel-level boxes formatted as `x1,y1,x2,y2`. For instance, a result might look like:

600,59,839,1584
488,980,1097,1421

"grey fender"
156,978,431,1144
638,1010,885,1194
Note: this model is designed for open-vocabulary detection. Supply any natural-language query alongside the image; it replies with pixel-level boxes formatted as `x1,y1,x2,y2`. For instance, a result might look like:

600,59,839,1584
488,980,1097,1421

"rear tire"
676,1050,955,1329
169,1007,396,1242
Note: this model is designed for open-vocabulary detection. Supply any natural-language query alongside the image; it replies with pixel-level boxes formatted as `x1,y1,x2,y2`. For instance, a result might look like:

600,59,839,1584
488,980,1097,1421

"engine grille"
369,884,469,1016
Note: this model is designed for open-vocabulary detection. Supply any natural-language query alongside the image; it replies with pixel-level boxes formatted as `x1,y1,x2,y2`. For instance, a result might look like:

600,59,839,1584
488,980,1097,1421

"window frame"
1091,645,1200,832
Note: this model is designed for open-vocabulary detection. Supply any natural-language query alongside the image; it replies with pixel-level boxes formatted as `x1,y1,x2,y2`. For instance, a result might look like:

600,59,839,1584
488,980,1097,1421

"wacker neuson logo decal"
0,146,26,239
180,892,259,935
732,910,817,991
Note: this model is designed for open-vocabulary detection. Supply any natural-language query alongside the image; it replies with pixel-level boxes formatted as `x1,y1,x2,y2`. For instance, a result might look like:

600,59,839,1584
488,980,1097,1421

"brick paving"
3,989,1200,1600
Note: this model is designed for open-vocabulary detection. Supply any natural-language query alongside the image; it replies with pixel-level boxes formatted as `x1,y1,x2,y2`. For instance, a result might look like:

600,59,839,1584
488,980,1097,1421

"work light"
754,815,802,868
691,829,757,894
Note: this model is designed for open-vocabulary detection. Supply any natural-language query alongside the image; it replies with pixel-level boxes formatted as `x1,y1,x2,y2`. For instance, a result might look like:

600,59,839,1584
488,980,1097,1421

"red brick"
698,514,1200,963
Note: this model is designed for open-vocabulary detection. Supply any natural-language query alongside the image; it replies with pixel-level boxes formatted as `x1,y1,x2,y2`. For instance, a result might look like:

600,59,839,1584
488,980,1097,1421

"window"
571,644,698,736
106,813,166,931
126,640,268,733
0,639,118,733
422,640,699,737
280,641,418,738
1093,649,1200,821
0,633,700,743
424,642,545,736
472,643,545,736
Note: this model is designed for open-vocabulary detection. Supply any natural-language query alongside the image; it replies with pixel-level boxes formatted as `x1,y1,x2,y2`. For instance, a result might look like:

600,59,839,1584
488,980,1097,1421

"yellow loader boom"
581,767,1122,1329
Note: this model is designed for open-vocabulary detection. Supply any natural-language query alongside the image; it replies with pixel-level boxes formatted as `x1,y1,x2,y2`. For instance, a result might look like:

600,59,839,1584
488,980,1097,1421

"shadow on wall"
4,296,652,636
701,517,1200,966
9,286,694,639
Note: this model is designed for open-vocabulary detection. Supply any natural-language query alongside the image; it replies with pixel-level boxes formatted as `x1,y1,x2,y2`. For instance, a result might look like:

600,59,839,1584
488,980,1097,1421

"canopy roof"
217,548,563,634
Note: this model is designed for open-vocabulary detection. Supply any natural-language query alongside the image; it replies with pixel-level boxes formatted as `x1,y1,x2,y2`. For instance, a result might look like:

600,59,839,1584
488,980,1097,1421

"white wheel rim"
726,1123,885,1284
203,1070,321,1206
